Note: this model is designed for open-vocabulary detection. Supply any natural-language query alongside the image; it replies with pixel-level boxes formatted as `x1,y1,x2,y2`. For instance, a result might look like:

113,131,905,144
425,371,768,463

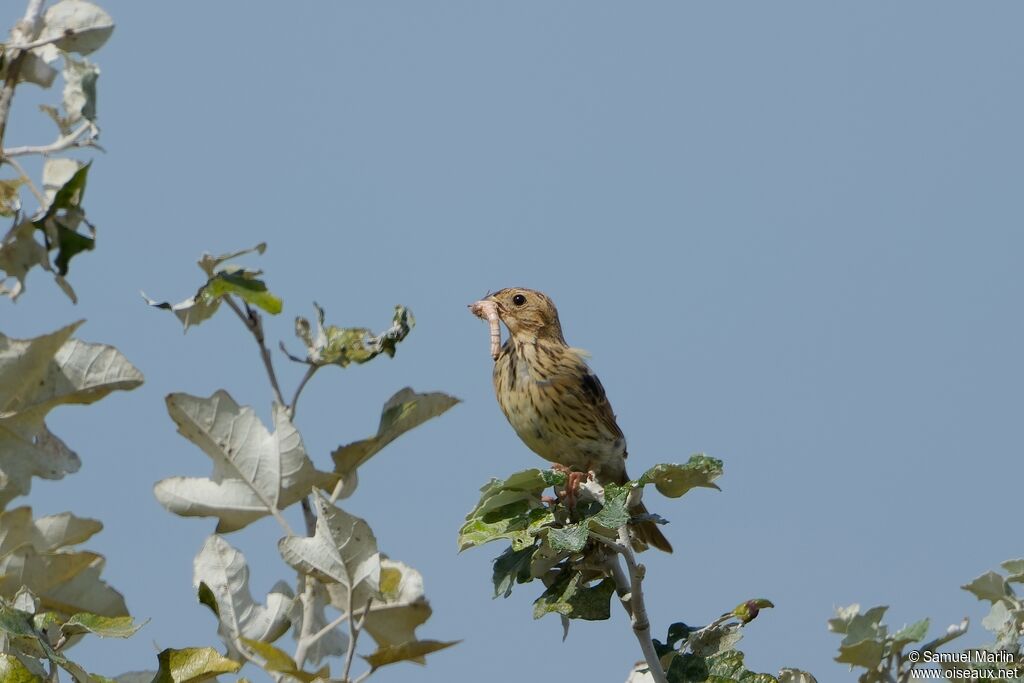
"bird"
470,287,672,553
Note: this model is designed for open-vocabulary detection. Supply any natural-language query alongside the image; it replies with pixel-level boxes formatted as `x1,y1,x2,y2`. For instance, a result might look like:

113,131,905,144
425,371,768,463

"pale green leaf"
292,303,413,368
342,559,435,655
962,571,1012,604
547,522,588,553
153,647,240,683
637,455,723,499
41,0,115,55
62,612,143,638
154,393,338,532
890,618,929,650
279,490,380,609
362,639,459,670
0,219,54,301
331,388,459,496
61,57,99,124
0,322,142,508
193,535,293,655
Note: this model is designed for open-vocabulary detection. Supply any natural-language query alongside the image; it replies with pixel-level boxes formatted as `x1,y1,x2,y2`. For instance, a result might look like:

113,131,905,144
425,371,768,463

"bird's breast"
492,340,624,473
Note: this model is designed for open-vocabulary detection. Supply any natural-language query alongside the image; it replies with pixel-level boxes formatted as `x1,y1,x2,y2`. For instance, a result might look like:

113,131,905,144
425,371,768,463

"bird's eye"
512,294,527,306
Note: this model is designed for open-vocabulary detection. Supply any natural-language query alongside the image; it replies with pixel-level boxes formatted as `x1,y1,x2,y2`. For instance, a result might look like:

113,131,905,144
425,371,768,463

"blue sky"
4,2,1023,681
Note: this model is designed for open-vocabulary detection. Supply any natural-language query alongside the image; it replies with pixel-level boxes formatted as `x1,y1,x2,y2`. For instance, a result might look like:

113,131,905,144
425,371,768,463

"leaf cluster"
1,0,113,302
829,560,1024,683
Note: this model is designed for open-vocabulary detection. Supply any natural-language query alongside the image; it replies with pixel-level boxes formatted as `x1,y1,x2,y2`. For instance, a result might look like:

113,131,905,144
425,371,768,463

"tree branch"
342,595,373,683
3,121,97,158
609,526,668,683
0,0,48,152
289,365,318,419
223,295,286,407
2,156,45,206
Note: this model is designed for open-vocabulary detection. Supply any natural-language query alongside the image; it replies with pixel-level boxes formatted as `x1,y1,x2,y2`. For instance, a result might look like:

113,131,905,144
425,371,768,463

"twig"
293,575,318,668
341,595,373,683
614,525,669,683
289,365,318,419
3,121,96,157
0,0,48,152
223,295,287,407
2,156,45,206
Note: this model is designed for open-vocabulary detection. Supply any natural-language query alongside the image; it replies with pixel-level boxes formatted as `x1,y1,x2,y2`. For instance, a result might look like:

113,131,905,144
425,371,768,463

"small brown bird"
470,287,672,553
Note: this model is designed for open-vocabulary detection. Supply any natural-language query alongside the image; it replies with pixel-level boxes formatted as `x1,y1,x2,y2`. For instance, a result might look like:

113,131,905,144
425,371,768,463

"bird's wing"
541,346,626,444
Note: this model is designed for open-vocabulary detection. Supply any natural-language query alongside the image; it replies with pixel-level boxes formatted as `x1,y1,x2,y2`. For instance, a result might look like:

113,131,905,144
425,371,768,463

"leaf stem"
0,0,47,152
224,295,286,407
289,365,318,419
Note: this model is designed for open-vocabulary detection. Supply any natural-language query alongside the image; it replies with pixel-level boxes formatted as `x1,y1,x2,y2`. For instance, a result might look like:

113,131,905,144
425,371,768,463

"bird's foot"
550,464,593,511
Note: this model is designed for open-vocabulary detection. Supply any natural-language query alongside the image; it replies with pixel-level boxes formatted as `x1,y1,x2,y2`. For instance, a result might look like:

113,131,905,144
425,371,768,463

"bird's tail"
617,469,672,553
630,499,673,553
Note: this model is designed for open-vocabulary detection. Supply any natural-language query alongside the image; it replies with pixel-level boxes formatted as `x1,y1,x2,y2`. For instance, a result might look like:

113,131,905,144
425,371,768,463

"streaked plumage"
475,287,672,553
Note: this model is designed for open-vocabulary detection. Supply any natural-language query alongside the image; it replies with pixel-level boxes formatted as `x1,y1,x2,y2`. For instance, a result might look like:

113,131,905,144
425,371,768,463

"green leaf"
362,639,460,670
144,243,279,330
202,271,282,314
459,501,552,551
664,652,708,683
0,653,42,683
705,649,779,682
962,571,1012,604
547,522,589,553
33,161,94,278
1000,558,1024,581
238,638,326,682
533,573,614,621
492,545,536,598
331,388,460,492
46,161,90,213
889,618,929,651
588,486,630,530
196,582,218,617
292,303,414,368
637,455,723,499
0,601,37,638
731,598,774,625
61,613,144,638
153,647,241,683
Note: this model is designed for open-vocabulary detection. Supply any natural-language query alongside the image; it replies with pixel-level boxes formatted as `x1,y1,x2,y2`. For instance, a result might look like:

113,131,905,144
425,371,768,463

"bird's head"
483,287,565,342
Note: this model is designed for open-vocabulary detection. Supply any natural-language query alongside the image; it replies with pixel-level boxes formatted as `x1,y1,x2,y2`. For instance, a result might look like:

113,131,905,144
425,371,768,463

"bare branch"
223,295,287,407
1,156,45,206
613,525,669,683
0,0,49,151
289,365,318,420
3,122,98,158
341,595,374,683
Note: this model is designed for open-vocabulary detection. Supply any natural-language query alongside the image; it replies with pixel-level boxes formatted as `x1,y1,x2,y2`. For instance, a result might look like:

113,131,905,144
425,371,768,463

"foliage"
1,0,112,302
829,559,1024,682
461,457,817,682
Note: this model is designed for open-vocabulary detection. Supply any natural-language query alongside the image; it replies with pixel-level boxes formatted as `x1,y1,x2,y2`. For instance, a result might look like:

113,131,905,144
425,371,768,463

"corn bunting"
470,287,671,553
